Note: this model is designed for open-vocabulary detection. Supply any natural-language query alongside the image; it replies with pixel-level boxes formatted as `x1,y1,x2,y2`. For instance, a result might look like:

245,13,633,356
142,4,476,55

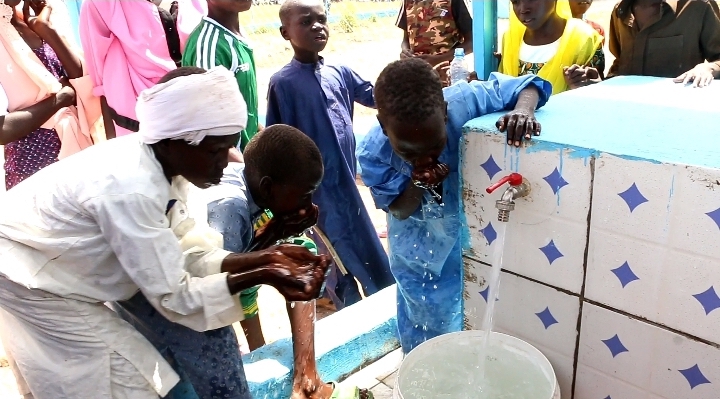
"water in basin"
395,331,557,399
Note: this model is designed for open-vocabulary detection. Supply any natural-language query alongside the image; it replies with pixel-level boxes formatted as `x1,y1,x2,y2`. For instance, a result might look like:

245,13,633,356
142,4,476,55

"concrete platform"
244,285,399,398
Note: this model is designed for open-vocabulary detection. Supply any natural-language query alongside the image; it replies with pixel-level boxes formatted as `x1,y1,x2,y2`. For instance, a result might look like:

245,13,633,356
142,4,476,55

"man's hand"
563,64,601,90
261,245,330,301
674,63,716,88
496,108,540,147
411,157,450,187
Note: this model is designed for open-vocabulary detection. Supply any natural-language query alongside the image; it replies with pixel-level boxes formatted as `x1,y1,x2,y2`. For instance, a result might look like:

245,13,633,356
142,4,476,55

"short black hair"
244,124,324,185
279,0,323,25
374,58,446,124
279,0,299,25
157,66,206,84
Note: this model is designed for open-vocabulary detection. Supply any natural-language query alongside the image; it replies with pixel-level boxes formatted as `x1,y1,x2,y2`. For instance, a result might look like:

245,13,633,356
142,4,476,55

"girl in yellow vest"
500,0,604,95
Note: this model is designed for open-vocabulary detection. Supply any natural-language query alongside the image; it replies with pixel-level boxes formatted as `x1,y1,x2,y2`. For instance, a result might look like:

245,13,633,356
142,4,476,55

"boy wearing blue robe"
358,59,552,353
266,0,394,308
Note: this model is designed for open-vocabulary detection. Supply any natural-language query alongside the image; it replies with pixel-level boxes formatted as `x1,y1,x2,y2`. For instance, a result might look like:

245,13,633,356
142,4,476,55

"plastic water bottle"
449,48,469,85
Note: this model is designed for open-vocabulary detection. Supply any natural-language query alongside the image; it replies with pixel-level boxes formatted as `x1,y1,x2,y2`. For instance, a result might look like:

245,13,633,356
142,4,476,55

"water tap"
485,173,531,222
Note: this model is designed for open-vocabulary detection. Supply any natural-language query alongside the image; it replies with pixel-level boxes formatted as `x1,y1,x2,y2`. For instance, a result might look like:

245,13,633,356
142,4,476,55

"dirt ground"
0,2,621,396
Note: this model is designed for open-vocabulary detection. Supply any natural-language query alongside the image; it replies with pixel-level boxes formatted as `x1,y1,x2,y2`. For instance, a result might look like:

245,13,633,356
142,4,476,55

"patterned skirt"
4,127,61,190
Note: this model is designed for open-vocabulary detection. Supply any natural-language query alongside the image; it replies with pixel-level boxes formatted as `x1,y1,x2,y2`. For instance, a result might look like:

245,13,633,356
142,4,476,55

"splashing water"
478,222,508,389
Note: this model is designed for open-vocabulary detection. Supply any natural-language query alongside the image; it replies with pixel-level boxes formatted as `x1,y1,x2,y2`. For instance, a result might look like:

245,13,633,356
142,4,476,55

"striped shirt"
182,17,259,151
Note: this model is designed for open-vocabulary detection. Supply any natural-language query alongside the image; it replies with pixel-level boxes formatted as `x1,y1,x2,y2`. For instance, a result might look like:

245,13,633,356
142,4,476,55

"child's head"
279,0,329,57
568,0,593,18
207,0,253,14
243,124,324,216
374,58,448,167
511,0,560,31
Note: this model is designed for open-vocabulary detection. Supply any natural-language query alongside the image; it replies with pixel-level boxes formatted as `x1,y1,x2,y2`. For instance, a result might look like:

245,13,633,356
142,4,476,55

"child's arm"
458,73,551,121
452,0,473,57
347,67,375,109
445,73,550,147
396,2,414,58
26,0,83,79
0,86,77,145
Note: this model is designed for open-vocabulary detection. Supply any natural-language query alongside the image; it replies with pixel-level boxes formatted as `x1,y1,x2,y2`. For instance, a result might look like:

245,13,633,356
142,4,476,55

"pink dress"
4,43,64,190
79,0,204,136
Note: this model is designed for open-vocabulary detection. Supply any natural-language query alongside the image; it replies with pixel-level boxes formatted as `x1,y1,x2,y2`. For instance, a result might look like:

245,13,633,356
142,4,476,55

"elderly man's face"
159,134,240,189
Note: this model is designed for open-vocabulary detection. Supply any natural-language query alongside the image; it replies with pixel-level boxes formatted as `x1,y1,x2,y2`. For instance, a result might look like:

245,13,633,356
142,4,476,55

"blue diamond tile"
604,397,612,399
693,286,720,315
618,183,648,213
543,167,569,195
480,222,497,246
706,207,720,231
611,262,640,288
539,240,564,265
679,364,711,389
535,307,559,329
479,286,499,303
601,334,629,358
480,155,503,180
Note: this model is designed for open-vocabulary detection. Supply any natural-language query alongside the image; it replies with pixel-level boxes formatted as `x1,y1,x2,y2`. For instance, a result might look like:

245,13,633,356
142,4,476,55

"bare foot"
291,375,334,399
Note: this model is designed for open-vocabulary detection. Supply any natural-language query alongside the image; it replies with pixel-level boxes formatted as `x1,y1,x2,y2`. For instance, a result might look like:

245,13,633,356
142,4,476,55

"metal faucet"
485,173,531,222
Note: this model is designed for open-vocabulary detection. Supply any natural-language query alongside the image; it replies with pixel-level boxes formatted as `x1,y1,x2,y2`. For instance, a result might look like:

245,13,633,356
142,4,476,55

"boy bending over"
358,59,552,353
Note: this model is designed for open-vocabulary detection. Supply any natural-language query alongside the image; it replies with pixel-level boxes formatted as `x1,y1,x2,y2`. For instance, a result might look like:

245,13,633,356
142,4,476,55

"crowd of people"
0,0,718,398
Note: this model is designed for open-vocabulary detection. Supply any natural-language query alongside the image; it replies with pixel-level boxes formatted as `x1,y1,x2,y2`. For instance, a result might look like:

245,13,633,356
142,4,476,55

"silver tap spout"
495,178,531,222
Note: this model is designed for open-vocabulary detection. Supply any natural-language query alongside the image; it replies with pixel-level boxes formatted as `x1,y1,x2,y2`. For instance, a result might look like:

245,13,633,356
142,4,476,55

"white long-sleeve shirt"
0,135,242,332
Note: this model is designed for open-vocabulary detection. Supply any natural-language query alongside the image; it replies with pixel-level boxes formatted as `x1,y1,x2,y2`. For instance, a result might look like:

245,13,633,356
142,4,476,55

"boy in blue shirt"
358,58,552,353
266,0,394,309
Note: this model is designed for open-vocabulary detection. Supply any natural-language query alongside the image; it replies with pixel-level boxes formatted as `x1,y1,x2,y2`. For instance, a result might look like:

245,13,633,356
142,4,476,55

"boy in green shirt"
182,0,259,151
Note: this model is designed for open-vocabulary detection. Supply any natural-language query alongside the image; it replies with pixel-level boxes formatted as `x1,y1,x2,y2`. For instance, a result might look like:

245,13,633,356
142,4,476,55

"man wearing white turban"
0,66,329,399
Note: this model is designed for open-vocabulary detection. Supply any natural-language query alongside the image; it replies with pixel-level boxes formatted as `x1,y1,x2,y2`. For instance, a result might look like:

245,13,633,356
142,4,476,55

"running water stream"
477,221,508,391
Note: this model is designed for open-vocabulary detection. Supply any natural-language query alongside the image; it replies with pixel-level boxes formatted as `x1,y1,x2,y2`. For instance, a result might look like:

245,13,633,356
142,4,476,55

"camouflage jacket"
403,0,462,55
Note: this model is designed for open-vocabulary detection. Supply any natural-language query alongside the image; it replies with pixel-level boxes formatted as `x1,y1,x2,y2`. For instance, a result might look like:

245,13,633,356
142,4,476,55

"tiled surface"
586,154,720,344
461,133,592,294
463,257,579,398
338,349,402,398
576,303,720,399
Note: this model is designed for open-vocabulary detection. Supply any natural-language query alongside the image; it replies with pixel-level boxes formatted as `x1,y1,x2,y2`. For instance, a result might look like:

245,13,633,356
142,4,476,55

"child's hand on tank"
411,161,450,187
496,109,540,147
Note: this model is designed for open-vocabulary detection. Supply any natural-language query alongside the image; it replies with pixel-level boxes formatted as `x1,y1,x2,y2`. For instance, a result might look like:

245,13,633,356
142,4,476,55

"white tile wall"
586,154,720,344
463,257,579,398
461,134,592,294
577,303,720,399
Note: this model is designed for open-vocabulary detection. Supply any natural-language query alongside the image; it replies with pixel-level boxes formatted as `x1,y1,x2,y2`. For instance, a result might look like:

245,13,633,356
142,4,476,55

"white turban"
136,67,248,145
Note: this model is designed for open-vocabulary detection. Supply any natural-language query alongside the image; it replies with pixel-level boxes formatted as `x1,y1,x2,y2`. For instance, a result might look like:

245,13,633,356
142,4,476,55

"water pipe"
473,0,499,79
486,173,530,222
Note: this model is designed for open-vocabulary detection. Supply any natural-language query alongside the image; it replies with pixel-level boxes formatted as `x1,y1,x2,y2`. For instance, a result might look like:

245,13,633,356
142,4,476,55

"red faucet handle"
485,173,523,194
